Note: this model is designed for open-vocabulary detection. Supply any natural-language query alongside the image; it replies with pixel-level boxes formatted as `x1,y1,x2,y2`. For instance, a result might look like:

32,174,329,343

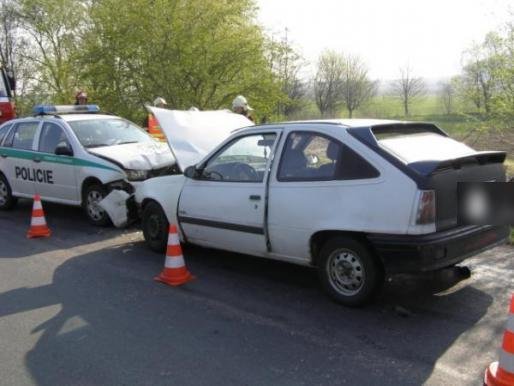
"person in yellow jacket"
146,97,167,141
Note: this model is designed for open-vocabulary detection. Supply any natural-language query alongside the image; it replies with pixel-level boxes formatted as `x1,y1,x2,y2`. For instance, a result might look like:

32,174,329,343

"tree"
81,0,282,123
17,0,88,103
313,50,344,117
266,28,306,118
340,55,376,118
392,65,425,116
438,79,456,115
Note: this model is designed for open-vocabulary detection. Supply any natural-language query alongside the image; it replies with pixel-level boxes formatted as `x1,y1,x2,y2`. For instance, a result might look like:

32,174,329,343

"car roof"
5,114,123,124
279,119,404,128
233,118,407,134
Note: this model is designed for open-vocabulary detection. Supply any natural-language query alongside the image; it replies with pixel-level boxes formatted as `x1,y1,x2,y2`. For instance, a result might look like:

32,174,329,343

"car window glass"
39,123,69,154
278,132,341,181
68,118,151,148
278,131,379,181
0,123,12,145
202,133,277,182
11,122,39,150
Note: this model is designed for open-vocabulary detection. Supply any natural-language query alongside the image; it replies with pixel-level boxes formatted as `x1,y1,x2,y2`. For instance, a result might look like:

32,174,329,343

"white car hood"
88,141,174,170
148,107,253,171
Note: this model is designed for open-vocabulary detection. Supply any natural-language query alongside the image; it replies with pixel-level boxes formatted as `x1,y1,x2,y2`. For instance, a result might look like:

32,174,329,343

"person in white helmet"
232,95,254,121
153,97,167,108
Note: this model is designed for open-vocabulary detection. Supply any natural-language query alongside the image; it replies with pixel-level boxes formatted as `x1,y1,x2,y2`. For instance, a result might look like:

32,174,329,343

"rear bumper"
367,225,510,273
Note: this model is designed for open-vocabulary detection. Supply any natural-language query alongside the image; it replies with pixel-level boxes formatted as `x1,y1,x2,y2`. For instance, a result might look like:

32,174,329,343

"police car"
0,105,175,225
135,108,510,305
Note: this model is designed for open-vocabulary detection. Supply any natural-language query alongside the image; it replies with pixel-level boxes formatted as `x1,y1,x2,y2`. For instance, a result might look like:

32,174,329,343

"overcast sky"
257,0,512,80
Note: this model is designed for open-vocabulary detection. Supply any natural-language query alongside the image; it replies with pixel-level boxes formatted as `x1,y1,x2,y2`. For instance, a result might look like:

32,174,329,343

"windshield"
379,132,476,163
68,118,152,148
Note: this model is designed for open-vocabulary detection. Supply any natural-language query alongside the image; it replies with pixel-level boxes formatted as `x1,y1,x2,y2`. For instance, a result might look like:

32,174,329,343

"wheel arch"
310,230,381,267
81,177,103,204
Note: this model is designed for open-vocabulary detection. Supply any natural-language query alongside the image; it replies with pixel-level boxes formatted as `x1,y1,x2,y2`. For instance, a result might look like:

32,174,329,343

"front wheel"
142,201,169,253
83,184,110,226
0,174,17,210
317,236,383,307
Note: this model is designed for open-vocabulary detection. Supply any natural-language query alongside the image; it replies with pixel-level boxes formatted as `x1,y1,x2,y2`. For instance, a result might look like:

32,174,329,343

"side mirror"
55,143,73,156
184,165,198,179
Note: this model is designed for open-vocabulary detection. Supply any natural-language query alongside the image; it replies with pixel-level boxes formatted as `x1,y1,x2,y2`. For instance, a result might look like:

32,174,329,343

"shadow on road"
0,239,494,385
0,199,139,259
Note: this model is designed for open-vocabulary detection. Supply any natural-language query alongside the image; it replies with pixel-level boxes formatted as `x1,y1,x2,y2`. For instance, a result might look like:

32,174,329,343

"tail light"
416,190,436,224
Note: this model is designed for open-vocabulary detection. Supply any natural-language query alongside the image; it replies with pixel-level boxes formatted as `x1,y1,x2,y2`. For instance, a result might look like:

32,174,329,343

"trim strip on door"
178,216,264,235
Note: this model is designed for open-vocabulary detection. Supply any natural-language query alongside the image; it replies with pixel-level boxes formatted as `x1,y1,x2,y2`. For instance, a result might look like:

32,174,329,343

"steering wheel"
232,162,259,181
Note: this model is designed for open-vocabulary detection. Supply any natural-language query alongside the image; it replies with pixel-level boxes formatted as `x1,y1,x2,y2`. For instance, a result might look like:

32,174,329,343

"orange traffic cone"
154,225,194,286
484,295,514,386
27,194,51,238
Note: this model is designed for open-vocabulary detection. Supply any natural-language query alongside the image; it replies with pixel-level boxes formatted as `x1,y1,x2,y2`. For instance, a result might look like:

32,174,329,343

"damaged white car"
0,104,176,225
134,109,509,306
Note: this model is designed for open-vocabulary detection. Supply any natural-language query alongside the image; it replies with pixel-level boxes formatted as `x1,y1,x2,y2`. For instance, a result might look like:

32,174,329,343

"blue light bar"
33,104,100,115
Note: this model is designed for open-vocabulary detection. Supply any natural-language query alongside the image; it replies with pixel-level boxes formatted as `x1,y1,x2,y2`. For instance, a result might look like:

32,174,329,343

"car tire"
83,183,110,226
317,236,384,307
0,173,17,210
142,201,169,253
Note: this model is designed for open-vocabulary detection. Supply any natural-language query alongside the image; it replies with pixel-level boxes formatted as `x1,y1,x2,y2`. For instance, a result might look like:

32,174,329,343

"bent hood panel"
148,107,253,171
87,141,174,170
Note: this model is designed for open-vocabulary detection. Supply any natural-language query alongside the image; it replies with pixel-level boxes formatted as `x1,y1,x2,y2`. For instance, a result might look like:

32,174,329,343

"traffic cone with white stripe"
27,194,51,238
154,224,194,286
484,295,514,386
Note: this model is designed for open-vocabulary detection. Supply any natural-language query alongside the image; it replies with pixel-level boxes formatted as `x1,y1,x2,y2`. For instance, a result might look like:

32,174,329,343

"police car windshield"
68,118,152,148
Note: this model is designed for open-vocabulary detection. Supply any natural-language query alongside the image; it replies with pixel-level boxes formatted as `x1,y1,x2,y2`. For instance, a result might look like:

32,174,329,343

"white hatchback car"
136,109,509,305
0,105,175,225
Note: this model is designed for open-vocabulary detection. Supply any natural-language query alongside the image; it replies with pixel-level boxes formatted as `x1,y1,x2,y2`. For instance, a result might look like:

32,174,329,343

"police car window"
278,132,379,181
0,123,12,145
68,118,151,148
39,123,69,154
11,122,39,150
202,133,276,182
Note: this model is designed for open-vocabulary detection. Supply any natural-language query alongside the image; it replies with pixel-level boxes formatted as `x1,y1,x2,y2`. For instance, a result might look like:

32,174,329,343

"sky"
257,0,513,80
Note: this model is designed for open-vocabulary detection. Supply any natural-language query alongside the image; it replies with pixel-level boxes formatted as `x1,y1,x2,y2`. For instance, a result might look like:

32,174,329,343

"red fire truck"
0,67,15,124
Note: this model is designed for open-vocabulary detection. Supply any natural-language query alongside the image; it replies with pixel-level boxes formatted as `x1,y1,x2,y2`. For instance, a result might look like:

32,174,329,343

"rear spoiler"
408,151,507,176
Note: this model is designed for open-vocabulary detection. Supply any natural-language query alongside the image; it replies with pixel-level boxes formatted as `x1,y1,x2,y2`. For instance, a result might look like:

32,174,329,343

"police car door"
1,121,40,197
36,122,78,203
178,132,278,256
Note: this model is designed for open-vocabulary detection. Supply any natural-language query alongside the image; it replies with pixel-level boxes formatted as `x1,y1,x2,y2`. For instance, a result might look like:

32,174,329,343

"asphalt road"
1,199,513,386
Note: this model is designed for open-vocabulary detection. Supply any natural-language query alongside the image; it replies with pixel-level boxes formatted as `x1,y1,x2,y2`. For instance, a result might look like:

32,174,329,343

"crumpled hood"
88,141,175,170
147,107,253,171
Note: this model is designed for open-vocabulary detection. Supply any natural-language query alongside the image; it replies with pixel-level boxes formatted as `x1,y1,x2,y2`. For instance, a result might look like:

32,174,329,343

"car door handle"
249,195,261,201
33,157,41,163
0,153,7,158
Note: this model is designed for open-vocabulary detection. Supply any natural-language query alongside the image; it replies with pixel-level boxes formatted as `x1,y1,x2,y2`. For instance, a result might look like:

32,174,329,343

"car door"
2,121,40,196
178,131,279,256
36,122,78,203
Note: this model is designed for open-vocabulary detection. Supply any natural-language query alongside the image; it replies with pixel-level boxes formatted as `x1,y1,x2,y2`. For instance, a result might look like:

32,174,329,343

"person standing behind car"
232,95,254,122
146,97,167,141
75,91,88,105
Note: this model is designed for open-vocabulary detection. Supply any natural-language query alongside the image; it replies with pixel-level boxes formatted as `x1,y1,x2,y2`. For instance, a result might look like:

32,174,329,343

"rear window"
378,132,476,164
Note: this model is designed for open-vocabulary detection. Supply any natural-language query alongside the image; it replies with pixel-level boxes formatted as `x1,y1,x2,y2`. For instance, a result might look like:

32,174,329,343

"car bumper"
367,225,510,273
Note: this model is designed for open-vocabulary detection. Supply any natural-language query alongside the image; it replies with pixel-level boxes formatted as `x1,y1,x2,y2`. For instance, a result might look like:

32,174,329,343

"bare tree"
313,50,344,117
341,55,376,118
392,65,425,116
267,28,307,118
438,80,455,115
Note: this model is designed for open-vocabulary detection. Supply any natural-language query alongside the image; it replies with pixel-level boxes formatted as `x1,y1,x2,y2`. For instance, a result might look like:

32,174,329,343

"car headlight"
125,169,149,181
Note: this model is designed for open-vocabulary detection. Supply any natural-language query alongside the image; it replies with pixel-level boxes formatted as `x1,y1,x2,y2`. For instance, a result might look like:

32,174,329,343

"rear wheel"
142,201,169,253
83,184,110,226
0,174,17,210
317,236,383,307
